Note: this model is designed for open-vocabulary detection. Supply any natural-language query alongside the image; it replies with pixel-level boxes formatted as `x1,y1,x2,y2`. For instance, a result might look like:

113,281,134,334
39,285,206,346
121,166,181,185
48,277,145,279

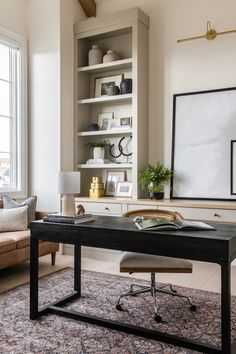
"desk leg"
74,244,81,296
30,236,39,319
221,261,231,354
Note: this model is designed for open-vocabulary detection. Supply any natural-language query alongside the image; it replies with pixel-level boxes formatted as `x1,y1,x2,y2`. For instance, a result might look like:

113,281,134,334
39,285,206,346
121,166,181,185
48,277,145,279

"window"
0,27,27,198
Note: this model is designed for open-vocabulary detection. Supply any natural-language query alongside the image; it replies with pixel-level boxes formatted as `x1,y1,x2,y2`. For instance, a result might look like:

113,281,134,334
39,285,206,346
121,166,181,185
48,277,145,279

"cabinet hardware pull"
214,213,221,217
105,207,110,210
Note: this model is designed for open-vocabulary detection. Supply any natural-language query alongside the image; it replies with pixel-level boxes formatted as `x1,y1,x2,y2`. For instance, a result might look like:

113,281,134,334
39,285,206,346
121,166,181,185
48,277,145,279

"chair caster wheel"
190,304,197,312
172,289,177,293
154,315,162,323
116,304,123,311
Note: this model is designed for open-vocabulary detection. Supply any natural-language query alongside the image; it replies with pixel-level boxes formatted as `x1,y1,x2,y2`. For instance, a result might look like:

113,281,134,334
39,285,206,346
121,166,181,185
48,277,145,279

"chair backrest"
122,209,183,221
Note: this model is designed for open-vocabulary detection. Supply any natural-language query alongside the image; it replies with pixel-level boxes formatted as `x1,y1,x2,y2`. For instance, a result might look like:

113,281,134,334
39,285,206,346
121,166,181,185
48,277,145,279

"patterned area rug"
0,268,235,354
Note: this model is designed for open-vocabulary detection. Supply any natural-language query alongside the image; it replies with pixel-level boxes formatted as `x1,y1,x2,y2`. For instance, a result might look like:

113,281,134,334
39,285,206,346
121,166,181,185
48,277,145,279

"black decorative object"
109,144,122,159
120,78,132,94
107,83,120,96
88,123,99,131
118,136,132,157
149,192,164,200
109,136,132,160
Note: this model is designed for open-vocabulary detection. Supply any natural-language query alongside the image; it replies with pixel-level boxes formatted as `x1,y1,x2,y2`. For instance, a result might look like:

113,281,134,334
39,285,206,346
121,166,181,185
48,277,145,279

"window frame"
0,26,27,199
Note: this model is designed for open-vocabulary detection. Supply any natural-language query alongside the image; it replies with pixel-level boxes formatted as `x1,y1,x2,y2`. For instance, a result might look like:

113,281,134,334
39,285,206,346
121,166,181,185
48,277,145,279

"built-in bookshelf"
74,7,149,198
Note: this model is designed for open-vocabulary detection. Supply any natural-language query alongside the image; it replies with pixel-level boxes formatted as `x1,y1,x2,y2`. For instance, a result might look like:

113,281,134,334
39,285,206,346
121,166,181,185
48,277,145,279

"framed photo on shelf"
105,171,126,196
115,181,132,197
120,116,132,127
97,112,114,130
95,74,123,98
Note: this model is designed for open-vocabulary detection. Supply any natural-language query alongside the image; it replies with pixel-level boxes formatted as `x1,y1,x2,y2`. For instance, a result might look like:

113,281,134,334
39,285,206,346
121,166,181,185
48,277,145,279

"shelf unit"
74,7,149,198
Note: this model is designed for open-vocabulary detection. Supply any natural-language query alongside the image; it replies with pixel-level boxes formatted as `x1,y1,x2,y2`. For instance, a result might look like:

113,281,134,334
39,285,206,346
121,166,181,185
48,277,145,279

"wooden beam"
79,0,96,17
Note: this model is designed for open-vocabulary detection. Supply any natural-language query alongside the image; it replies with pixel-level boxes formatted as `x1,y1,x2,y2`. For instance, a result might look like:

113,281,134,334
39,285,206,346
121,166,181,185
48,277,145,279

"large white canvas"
171,88,236,200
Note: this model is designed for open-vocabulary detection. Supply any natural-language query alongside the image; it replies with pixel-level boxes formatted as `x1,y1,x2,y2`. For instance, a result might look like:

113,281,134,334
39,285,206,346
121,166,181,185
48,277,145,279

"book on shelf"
135,218,216,231
43,213,95,224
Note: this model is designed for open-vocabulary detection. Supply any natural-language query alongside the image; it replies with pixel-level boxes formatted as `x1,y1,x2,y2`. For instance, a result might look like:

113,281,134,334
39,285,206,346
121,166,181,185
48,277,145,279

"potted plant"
138,162,173,199
87,140,110,160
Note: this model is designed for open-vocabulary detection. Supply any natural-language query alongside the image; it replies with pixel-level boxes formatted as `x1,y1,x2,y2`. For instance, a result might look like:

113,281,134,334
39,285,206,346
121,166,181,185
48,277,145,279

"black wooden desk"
30,216,236,354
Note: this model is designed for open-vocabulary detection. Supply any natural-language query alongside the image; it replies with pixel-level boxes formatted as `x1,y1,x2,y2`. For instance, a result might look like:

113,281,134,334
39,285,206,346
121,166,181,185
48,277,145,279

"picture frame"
231,140,236,195
105,171,126,196
95,74,123,98
97,112,114,130
115,181,132,197
120,116,132,127
171,87,236,201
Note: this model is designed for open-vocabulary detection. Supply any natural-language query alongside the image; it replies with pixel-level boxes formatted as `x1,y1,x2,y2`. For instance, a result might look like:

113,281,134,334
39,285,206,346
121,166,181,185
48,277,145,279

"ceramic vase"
103,50,120,63
120,78,132,94
88,45,103,66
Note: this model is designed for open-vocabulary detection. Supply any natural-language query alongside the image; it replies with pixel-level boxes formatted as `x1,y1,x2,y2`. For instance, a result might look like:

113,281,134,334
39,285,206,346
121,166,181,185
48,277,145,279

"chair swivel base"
116,273,197,322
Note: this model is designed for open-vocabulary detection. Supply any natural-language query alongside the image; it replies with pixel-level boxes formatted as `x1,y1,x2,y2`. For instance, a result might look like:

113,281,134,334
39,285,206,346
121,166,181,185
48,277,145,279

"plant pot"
148,191,164,200
93,147,105,160
147,182,164,199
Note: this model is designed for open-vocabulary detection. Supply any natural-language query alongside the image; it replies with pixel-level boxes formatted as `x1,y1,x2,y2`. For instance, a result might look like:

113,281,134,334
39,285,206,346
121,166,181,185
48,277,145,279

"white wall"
97,0,236,165
60,0,85,171
27,0,61,211
0,0,27,35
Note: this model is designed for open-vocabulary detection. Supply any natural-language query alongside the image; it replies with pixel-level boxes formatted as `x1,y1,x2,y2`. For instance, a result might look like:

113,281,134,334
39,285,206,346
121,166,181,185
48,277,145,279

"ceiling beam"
79,0,96,17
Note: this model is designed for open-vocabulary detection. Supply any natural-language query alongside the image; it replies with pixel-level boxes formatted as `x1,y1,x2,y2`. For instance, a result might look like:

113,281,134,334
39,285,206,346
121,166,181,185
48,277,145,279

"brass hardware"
177,21,236,43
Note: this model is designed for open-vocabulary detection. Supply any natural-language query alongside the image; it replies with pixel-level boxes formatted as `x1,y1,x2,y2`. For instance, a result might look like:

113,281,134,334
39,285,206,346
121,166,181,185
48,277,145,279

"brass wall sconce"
177,21,236,43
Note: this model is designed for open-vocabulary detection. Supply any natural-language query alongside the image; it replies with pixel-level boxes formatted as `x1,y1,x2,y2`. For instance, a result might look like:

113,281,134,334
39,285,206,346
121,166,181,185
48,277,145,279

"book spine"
44,218,75,224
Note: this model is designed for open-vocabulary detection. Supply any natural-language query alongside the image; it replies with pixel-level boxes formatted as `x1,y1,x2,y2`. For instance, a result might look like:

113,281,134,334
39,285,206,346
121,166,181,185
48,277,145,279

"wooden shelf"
77,163,132,169
78,94,132,105
77,58,132,74
77,128,132,137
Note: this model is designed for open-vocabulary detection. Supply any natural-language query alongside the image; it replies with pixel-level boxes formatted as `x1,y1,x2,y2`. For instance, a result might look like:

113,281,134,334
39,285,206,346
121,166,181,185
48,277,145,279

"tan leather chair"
116,209,196,322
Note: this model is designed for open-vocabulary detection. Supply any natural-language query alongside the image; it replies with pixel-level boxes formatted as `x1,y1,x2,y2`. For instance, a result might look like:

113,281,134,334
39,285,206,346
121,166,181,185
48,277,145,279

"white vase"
88,45,103,66
103,50,120,63
93,147,105,160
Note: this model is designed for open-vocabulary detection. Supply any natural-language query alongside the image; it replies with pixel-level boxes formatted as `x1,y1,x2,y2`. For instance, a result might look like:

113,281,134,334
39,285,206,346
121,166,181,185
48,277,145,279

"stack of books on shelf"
43,213,95,224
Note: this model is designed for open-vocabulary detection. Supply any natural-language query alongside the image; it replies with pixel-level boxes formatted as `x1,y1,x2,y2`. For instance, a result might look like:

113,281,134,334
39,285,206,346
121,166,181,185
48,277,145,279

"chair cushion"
0,236,16,254
0,206,28,232
120,252,192,273
3,195,37,226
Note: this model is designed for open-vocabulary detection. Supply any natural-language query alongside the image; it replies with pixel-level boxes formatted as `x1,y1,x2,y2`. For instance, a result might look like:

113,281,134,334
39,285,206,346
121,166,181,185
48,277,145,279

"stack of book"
43,213,95,224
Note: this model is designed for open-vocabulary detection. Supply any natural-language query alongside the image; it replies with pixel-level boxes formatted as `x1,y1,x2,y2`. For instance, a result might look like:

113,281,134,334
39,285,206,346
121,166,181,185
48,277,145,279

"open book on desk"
135,218,216,231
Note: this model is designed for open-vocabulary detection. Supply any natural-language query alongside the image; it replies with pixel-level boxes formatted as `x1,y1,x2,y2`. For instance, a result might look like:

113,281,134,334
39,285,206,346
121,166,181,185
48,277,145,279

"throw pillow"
0,206,28,232
3,195,37,226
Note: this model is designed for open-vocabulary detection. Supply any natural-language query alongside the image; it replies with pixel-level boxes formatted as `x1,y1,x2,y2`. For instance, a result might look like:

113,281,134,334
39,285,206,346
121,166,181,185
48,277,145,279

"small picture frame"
95,74,123,98
115,181,132,197
120,116,132,127
98,112,114,130
105,171,126,196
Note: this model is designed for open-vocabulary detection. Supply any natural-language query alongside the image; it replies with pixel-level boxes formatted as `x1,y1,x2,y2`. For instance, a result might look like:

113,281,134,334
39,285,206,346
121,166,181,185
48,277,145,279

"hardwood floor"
1,253,236,295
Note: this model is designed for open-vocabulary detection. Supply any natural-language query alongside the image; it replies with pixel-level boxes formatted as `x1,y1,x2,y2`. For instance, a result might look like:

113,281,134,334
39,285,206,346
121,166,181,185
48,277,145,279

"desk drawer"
161,206,236,223
76,201,122,216
127,204,158,212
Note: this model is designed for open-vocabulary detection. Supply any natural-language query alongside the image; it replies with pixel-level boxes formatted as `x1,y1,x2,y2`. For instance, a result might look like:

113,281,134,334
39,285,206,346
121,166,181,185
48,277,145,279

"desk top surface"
31,215,236,242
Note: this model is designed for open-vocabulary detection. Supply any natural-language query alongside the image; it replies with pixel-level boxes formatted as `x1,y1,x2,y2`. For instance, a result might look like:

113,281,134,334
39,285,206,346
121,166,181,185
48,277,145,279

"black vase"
120,78,132,94
148,192,164,200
